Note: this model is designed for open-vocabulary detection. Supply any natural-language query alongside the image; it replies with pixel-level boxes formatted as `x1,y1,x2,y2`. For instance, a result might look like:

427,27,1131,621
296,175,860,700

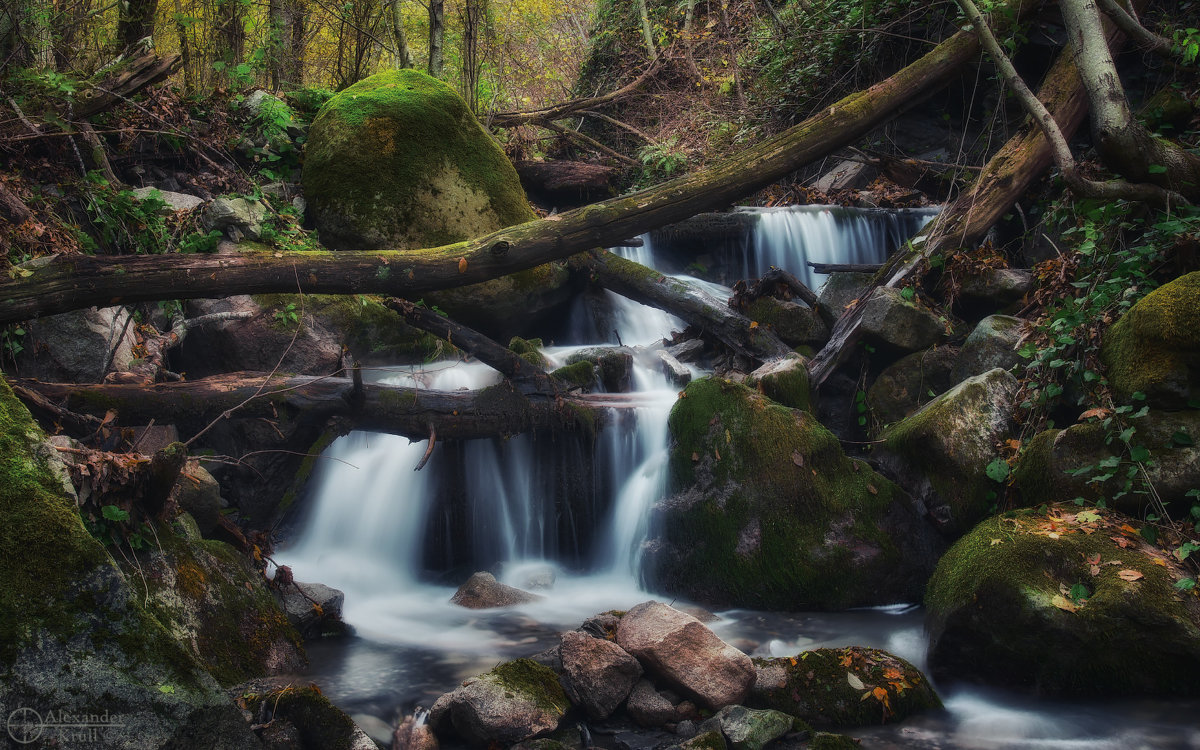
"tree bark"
585,250,792,361
13,374,608,442
806,26,1110,388
389,0,412,69
633,0,657,60
0,0,1036,327
72,49,183,118
116,0,159,51
427,0,444,77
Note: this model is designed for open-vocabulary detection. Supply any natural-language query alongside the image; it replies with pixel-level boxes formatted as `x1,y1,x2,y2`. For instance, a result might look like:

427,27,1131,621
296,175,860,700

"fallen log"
0,0,1038,327
806,262,883,274
806,20,1112,388
73,49,183,119
585,249,792,361
13,373,615,443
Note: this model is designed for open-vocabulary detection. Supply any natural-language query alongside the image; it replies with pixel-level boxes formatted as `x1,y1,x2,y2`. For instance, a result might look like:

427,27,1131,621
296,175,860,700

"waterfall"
276,207,931,642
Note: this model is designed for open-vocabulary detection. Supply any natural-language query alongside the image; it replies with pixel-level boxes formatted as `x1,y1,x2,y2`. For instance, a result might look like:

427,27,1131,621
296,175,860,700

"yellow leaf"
749,321,759,329
1051,595,1078,612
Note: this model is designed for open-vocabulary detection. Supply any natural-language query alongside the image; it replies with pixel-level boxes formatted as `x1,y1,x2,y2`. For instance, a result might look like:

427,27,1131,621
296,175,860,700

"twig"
414,423,437,471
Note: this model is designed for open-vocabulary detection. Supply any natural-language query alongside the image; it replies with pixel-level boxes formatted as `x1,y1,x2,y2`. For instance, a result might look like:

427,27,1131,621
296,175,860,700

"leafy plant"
273,302,299,326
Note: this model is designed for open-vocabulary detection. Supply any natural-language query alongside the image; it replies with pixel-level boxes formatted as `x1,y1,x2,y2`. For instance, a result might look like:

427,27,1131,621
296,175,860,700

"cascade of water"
741,205,939,290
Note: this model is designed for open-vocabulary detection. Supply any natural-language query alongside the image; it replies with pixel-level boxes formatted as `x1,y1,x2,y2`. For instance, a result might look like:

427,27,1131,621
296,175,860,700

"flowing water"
275,206,1200,749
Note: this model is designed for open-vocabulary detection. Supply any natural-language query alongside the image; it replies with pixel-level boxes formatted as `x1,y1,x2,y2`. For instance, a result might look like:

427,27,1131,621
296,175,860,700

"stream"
275,206,1200,750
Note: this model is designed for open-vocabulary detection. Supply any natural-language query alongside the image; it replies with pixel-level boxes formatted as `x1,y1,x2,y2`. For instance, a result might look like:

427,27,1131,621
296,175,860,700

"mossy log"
0,0,1037,326
12,373,617,442
806,25,1108,388
585,250,792,361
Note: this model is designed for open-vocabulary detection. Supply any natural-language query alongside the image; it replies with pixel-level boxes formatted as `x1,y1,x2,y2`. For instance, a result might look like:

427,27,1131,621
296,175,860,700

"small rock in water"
449,571,543,609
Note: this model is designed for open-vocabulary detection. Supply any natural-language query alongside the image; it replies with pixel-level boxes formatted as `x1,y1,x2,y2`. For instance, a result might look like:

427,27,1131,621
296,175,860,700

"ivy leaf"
985,458,1010,483
1147,164,1168,174
101,505,130,522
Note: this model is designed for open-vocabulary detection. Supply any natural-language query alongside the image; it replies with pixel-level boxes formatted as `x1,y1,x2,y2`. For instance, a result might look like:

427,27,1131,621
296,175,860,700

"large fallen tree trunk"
585,250,792,361
12,373,626,442
806,24,1112,388
0,0,1038,327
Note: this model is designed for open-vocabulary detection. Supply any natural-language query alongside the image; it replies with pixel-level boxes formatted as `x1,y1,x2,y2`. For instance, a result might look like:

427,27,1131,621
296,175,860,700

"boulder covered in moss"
565,346,634,392
115,517,306,686
925,504,1200,696
706,704,796,750
0,378,259,748
430,658,571,745
742,296,829,348
242,685,378,750
303,68,571,336
882,368,1019,535
858,287,947,354
866,345,958,427
647,377,940,610
1101,271,1200,408
1013,409,1200,514
746,354,811,411
750,647,940,728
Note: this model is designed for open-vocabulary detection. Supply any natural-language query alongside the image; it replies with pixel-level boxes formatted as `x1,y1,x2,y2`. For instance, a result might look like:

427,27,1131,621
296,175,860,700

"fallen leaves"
846,672,865,690
1051,594,1078,612
1117,569,1144,582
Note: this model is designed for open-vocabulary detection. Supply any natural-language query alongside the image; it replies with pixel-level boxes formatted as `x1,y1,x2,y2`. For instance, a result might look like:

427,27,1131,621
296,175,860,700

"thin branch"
1095,0,1171,57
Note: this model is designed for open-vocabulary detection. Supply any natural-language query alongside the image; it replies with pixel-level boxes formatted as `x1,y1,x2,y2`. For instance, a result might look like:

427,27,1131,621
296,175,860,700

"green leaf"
1069,583,1090,602
101,505,130,522
1129,446,1151,462
1174,577,1196,591
1147,164,1168,174
985,458,1010,483
1172,430,1194,447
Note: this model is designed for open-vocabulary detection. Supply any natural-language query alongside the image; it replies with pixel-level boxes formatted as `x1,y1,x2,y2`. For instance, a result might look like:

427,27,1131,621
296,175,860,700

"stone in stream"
708,704,795,750
429,658,570,745
625,678,679,727
616,601,756,710
558,630,643,719
450,571,543,609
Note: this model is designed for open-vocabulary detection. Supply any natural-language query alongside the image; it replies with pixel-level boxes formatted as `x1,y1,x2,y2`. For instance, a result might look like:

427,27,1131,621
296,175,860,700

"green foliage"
636,135,688,184
273,302,300,326
1172,26,1200,65
78,174,171,254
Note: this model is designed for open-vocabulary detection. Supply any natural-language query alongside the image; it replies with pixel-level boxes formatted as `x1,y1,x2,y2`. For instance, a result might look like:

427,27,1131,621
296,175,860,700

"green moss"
747,357,811,411
303,68,535,251
245,687,356,750
278,429,340,515
925,505,1200,695
750,648,941,729
489,658,571,715
1101,271,1200,406
552,360,597,388
658,377,914,609
681,730,727,750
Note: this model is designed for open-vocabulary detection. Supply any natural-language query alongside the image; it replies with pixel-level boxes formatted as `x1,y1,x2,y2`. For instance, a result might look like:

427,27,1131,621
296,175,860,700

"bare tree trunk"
1060,0,1200,199
116,0,158,50
172,0,193,94
214,0,245,76
633,0,656,60
427,0,444,77
269,0,304,87
460,0,486,112
389,0,412,68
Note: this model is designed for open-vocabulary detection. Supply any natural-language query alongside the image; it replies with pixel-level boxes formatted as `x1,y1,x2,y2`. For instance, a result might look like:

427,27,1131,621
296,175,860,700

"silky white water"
276,208,1200,748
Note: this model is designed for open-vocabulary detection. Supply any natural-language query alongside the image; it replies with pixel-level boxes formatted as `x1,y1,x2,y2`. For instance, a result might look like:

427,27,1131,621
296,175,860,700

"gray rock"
625,679,678,727
559,631,642,719
816,272,873,318
813,159,877,193
353,713,395,747
434,659,568,744
171,458,223,535
712,705,794,750
450,572,543,609
866,346,959,427
202,197,268,241
658,351,692,386
17,305,136,382
882,368,1020,534
616,601,755,711
132,186,204,212
858,286,947,353
276,580,346,639
957,268,1033,309
666,338,707,363
953,314,1024,382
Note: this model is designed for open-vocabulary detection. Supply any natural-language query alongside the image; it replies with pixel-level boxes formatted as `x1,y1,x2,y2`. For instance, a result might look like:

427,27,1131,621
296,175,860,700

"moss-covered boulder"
951,314,1024,382
750,647,940,728
858,287,947,354
743,296,830,348
242,685,377,750
746,354,811,411
115,518,306,686
430,658,571,745
882,368,1019,535
0,378,259,748
925,504,1200,696
866,345,958,428
1013,409,1200,515
646,377,940,609
1101,271,1200,408
303,68,571,336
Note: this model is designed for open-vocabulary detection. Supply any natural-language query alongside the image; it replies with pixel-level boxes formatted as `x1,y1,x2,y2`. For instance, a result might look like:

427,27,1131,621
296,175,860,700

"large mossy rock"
882,368,1019,535
951,314,1024,382
0,378,258,748
866,345,958,427
750,647,940,728
1013,409,1200,514
1101,272,1200,408
115,516,306,686
303,69,569,336
430,658,570,745
926,504,1200,696
647,377,940,609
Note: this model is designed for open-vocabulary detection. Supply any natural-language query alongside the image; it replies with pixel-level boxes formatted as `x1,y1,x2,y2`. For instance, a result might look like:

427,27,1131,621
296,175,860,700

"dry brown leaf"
1051,595,1078,612
1117,569,1144,582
